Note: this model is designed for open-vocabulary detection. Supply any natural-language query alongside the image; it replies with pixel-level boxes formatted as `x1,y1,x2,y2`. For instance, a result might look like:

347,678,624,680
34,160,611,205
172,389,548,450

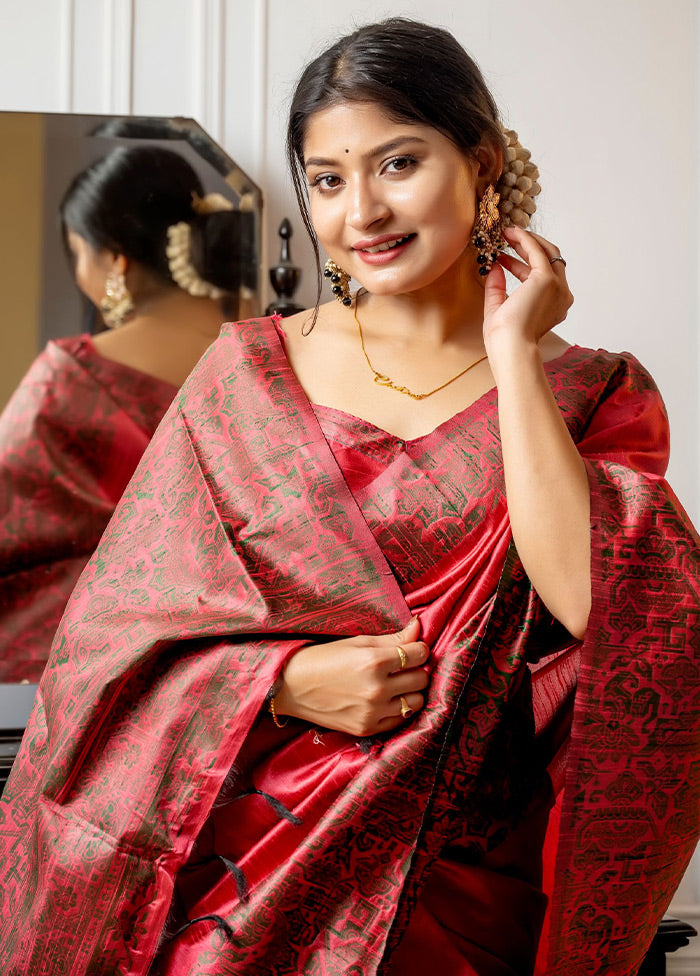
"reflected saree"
0,335,176,681
0,316,698,975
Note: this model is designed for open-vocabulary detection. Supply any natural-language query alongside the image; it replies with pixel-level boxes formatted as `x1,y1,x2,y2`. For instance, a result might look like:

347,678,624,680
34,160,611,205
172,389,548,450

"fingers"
280,619,431,737
394,691,424,718
376,690,426,731
396,616,421,641
495,251,529,283
379,616,430,674
501,226,567,275
388,665,431,695
482,261,508,320
388,639,430,675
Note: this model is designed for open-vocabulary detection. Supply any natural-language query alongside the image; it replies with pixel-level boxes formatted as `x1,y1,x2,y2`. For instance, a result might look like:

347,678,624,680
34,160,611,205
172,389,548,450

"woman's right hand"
273,617,430,736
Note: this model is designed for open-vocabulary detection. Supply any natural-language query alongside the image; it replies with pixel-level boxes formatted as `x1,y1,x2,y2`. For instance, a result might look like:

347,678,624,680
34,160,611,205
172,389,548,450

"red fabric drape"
0,318,697,976
0,335,176,681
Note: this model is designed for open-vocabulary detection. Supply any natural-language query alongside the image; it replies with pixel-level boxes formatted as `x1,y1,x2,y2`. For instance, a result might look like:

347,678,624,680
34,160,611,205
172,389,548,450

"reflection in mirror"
0,113,263,683
0,112,262,408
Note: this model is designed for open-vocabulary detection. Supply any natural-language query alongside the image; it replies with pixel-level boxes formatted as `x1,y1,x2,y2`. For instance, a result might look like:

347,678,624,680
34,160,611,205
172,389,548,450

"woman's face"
66,230,116,308
303,101,480,297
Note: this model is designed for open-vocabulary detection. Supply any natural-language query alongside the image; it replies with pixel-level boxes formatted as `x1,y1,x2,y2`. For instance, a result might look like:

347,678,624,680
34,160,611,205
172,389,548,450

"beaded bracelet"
268,695,289,729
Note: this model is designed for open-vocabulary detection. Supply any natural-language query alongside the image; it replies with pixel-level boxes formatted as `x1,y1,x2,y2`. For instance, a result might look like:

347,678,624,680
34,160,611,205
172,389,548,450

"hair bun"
498,128,541,229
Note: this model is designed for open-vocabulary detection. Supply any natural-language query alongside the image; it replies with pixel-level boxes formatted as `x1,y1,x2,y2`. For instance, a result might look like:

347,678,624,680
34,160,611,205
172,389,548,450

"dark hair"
60,146,256,295
286,18,506,305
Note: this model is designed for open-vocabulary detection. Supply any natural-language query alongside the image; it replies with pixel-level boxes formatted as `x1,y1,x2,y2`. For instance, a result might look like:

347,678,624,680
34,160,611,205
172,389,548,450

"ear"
474,139,504,196
108,251,129,276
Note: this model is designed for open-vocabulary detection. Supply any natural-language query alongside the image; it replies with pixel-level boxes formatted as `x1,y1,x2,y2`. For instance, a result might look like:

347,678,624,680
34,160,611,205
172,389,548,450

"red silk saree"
0,335,176,681
0,316,698,975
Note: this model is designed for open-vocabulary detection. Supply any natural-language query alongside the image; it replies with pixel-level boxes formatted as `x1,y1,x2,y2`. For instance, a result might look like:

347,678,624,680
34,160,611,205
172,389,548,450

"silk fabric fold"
0,335,176,681
0,317,698,976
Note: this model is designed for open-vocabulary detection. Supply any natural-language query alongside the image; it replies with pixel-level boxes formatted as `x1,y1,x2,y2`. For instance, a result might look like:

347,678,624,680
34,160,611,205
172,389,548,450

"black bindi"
344,148,349,153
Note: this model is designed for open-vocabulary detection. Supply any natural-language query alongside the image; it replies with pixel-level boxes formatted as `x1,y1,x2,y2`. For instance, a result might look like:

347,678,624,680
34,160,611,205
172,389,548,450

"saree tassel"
234,787,302,825
218,855,251,903
252,788,302,825
168,913,235,943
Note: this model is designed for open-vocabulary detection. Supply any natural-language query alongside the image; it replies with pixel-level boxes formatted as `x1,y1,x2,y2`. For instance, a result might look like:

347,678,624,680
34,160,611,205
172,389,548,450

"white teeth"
362,235,409,254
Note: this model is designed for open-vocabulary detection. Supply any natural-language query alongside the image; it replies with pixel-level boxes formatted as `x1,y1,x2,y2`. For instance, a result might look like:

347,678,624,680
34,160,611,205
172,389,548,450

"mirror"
0,112,263,409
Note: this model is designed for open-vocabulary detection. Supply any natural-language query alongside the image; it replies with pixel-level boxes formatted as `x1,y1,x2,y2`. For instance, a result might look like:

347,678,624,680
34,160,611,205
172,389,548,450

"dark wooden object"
638,916,697,975
266,217,304,317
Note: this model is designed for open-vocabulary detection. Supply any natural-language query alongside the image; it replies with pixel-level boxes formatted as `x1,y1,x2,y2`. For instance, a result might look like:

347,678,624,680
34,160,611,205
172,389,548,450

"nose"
346,175,390,230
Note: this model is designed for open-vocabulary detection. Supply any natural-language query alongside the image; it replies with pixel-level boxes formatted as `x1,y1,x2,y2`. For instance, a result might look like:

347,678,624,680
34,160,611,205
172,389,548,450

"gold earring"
100,270,134,328
323,259,352,306
472,184,504,276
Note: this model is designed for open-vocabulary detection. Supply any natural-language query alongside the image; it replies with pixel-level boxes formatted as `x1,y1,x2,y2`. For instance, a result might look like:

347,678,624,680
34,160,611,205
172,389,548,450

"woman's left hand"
482,225,573,352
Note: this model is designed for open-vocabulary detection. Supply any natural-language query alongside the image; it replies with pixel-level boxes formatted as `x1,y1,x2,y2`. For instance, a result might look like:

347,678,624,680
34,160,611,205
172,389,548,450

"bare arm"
484,227,590,639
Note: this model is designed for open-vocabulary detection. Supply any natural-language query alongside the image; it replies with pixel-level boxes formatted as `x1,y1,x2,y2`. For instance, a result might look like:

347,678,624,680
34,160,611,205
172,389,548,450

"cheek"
74,260,104,305
309,199,342,249
73,258,89,294
424,183,475,234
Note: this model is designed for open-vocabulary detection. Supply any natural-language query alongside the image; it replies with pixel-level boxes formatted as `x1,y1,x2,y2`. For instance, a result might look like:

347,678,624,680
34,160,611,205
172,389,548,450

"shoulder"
275,302,343,341
553,344,661,399
4,335,90,395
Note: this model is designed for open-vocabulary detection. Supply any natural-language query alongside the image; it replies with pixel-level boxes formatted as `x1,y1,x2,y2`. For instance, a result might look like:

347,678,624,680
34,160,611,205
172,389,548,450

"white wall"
1,0,699,966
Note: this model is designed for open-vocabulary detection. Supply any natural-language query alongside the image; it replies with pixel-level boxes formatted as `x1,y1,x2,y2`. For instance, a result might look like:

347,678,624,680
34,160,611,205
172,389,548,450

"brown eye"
384,155,417,175
310,174,342,191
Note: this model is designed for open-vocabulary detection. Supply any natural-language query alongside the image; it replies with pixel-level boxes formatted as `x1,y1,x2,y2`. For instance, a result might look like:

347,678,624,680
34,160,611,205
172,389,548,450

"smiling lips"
353,233,416,264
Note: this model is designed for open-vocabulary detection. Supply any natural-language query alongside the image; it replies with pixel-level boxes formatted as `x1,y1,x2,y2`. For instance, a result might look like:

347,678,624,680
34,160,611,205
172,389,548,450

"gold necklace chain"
353,298,488,402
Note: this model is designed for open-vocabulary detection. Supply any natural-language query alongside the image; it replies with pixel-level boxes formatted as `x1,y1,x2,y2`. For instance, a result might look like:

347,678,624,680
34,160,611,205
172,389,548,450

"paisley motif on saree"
0,317,697,976
0,335,176,681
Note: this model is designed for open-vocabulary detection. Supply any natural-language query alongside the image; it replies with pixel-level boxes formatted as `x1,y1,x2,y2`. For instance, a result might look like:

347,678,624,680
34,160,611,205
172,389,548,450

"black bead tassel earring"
472,185,505,276
323,259,353,306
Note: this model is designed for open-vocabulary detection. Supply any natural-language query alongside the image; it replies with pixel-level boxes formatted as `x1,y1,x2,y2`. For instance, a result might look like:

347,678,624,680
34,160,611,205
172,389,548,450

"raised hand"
482,225,573,355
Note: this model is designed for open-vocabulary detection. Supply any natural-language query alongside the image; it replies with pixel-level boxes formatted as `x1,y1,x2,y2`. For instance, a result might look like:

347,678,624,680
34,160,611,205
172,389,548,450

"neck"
131,287,228,339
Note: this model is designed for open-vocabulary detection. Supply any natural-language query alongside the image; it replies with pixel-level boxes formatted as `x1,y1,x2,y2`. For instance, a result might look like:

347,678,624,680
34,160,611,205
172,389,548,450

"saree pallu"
0,335,176,681
0,316,698,975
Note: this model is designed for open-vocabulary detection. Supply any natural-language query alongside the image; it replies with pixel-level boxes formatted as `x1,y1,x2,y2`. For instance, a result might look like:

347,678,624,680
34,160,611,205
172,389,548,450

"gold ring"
549,255,567,267
396,644,408,670
399,696,413,719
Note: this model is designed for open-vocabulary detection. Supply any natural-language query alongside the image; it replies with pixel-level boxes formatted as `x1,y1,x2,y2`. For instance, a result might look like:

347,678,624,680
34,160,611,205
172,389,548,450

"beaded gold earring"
471,184,504,276
323,259,352,306
100,270,134,327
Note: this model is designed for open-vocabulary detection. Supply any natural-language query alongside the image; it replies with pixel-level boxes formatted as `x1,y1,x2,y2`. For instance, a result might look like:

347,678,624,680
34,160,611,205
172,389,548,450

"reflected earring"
472,184,504,276
323,259,352,306
100,270,134,328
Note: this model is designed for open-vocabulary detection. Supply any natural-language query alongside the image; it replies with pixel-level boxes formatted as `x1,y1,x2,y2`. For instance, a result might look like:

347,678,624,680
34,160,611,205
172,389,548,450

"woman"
0,145,255,681
0,19,698,976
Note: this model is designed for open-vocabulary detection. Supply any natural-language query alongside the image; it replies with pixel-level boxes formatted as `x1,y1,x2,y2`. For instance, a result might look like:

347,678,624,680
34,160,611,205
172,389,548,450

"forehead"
303,100,450,162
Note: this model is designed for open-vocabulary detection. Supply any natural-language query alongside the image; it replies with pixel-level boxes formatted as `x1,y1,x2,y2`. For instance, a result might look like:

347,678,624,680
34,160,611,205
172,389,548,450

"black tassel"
234,788,302,825
169,913,234,942
357,736,380,754
218,854,250,903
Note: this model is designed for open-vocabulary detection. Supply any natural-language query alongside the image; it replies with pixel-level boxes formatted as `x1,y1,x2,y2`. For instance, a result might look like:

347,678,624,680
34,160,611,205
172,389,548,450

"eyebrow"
304,136,427,170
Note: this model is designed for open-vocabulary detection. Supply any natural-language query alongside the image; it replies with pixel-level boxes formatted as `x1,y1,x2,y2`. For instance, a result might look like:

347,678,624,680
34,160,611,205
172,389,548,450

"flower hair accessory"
191,191,234,216
165,191,235,299
497,127,541,229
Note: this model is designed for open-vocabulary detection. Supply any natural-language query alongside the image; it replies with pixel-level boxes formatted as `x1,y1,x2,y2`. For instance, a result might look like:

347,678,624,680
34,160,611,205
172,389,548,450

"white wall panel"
131,1,197,116
0,0,74,111
221,0,265,195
